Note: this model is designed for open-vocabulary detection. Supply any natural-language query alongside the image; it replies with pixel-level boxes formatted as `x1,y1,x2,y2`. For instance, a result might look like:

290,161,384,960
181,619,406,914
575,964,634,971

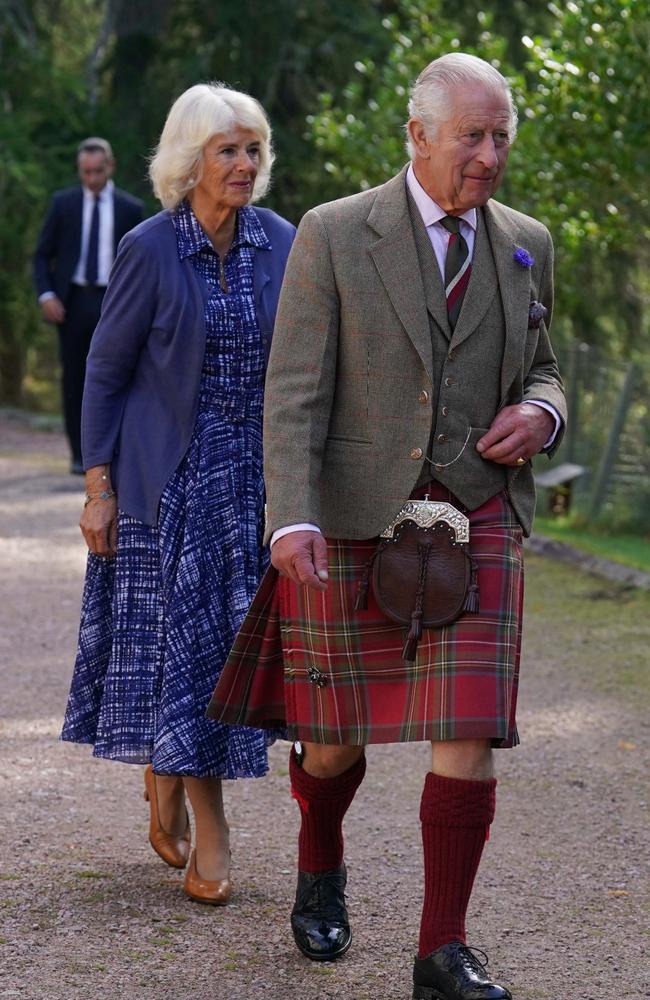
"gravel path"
1,416,648,1000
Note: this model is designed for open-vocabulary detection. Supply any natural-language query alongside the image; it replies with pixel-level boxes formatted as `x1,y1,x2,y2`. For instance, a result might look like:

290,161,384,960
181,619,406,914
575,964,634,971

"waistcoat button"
442,406,449,416
437,433,446,443
444,376,454,387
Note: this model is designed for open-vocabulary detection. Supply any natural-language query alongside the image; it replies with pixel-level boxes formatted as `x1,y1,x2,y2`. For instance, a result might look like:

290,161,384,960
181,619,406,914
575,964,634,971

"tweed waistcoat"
408,199,508,504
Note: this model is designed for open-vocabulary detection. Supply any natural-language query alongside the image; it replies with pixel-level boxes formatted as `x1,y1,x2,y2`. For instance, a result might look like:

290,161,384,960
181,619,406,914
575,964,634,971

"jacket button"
437,433,446,443
444,376,454,387
410,447,423,460
442,406,449,416
418,390,429,403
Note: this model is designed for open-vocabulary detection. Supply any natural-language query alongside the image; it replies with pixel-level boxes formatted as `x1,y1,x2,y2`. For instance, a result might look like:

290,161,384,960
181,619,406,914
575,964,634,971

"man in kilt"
208,53,566,1000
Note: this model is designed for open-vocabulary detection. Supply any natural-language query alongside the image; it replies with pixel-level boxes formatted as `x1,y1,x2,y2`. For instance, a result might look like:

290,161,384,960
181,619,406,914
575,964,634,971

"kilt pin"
209,136,566,999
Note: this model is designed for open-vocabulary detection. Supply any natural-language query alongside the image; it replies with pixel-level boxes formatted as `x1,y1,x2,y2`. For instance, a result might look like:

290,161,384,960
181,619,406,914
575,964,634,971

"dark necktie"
439,215,471,329
85,195,100,285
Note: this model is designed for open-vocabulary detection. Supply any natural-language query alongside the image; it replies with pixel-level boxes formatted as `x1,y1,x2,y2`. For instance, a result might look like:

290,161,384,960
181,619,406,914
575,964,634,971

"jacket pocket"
326,435,372,447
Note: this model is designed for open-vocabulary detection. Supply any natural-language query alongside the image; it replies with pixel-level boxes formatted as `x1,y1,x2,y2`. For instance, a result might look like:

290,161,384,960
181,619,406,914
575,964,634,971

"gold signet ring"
516,456,526,465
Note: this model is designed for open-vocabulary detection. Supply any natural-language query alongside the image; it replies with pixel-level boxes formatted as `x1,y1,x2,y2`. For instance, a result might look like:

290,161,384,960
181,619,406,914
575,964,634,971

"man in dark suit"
33,137,143,473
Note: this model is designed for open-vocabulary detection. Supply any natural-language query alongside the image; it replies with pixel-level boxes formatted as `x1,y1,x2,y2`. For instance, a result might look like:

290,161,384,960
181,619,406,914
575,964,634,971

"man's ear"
407,119,430,159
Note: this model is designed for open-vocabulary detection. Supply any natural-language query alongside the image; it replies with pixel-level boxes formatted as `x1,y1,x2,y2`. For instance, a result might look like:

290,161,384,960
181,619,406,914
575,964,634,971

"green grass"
533,515,650,573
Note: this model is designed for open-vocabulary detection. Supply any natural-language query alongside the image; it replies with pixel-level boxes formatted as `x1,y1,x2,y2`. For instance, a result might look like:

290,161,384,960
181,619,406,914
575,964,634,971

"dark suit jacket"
32,185,144,303
81,207,295,526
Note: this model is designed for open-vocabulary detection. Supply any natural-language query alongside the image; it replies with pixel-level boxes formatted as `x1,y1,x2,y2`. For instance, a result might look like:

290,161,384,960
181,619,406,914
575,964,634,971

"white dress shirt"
72,179,115,287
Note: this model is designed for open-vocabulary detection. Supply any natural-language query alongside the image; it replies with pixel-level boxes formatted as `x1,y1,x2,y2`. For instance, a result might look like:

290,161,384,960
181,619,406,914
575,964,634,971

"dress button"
442,406,449,416
437,433,446,443
418,390,429,403
410,447,423,460
444,376,454,387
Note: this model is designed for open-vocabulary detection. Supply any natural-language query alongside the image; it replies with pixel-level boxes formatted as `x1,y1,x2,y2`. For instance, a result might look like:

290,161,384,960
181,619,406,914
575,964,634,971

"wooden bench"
534,462,587,516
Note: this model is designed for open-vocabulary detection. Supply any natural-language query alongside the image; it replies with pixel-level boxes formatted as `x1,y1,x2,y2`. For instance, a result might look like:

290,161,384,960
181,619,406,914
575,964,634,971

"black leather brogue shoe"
290,865,351,961
413,942,512,999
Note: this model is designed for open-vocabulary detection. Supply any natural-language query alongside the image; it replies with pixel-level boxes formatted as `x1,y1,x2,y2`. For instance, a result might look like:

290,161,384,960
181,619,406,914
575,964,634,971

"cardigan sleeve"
81,230,157,469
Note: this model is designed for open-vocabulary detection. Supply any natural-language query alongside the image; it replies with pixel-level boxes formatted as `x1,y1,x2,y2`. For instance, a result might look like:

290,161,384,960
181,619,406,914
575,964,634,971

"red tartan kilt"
208,486,524,747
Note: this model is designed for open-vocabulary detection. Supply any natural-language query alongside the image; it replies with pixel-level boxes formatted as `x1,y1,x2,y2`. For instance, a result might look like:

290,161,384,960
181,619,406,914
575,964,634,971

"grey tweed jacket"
263,165,566,541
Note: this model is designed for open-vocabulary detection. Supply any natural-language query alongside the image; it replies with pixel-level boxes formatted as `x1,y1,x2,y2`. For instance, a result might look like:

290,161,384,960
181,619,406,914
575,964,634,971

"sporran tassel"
462,557,480,613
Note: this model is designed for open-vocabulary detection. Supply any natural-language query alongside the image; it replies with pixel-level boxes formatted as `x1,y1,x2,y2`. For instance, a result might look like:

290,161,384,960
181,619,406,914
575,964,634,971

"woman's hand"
80,464,118,557
80,496,118,557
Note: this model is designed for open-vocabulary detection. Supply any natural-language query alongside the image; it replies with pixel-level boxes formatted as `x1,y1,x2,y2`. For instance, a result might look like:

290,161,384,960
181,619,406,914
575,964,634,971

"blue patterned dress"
62,202,277,778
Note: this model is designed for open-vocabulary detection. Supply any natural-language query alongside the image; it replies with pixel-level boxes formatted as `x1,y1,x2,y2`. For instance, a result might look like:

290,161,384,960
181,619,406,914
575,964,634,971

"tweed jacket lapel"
406,191,451,341
367,168,433,383
481,201,534,404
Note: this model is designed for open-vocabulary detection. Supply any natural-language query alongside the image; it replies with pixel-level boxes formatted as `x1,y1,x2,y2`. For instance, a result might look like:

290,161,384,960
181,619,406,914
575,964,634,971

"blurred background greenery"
1,0,649,533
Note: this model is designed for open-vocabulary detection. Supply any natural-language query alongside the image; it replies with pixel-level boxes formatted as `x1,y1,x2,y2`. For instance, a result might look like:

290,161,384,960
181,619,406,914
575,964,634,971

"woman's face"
192,128,261,210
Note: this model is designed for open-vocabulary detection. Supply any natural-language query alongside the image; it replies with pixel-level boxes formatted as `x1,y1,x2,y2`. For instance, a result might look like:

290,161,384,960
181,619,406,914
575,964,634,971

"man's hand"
271,530,329,592
41,297,66,324
476,403,554,466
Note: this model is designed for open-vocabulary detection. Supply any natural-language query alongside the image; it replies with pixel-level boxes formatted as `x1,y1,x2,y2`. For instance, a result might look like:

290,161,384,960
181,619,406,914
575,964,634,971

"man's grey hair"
77,136,114,160
405,53,518,158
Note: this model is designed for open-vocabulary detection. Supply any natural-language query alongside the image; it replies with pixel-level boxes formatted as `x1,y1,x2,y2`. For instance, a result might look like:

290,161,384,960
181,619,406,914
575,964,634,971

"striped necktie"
439,215,471,329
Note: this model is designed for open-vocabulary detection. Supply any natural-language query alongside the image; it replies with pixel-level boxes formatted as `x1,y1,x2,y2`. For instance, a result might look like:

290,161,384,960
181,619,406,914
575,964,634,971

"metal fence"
540,343,650,531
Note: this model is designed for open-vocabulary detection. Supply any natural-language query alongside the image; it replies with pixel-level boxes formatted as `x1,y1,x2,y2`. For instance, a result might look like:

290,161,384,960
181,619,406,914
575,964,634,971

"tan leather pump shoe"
143,765,191,869
183,849,232,906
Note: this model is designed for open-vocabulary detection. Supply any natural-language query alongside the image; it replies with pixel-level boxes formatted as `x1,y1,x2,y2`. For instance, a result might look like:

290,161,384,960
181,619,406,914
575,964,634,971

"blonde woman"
62,84,294,904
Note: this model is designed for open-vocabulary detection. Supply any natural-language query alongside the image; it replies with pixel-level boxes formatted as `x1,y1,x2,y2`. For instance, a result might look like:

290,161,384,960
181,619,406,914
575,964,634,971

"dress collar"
173,201,271,260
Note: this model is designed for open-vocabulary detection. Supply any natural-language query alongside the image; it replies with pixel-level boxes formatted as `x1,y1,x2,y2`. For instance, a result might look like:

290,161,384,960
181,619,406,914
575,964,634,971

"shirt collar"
406,163,477,232
235,205,271,252
83,179,114,201
173,201,271,260
173,199,214,259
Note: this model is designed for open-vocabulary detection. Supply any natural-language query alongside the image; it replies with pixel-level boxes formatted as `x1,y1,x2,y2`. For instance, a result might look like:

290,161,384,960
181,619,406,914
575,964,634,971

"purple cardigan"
81,207,296,525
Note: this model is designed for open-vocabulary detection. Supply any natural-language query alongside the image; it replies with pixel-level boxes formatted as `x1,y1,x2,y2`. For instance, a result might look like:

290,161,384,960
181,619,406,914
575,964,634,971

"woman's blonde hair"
149,83,274,209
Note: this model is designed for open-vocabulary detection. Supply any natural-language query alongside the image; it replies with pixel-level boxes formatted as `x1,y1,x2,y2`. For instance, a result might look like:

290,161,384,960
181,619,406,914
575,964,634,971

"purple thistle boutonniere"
513,247,535,268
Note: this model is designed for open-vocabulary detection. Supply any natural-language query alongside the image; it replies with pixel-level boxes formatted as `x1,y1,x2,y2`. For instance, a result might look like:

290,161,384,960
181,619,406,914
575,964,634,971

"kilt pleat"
208,487,524,747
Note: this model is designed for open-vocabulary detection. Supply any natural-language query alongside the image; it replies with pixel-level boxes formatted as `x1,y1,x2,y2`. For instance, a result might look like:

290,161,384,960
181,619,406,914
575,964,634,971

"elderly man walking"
209,53,566,1000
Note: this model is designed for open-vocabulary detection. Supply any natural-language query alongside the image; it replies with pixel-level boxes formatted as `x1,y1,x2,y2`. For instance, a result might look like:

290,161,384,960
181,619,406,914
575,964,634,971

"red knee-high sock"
418,771,496,959
289,746,366,873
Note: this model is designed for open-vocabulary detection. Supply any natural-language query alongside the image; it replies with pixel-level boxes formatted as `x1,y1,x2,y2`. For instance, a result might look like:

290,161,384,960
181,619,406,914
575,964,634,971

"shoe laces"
457,943,490,973
312,872,346,920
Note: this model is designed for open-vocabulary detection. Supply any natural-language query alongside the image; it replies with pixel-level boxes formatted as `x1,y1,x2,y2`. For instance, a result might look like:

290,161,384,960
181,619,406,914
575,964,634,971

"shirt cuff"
38,291,57,303
527,399,562,449
270,523,321,547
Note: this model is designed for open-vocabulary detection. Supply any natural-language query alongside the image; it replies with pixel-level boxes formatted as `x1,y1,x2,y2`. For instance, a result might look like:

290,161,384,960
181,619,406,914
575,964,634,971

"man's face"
77,151,114,194
408,82,512,215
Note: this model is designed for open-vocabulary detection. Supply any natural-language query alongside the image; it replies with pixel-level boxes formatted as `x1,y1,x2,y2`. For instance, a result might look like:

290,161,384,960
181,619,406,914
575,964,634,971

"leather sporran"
354,500,479,663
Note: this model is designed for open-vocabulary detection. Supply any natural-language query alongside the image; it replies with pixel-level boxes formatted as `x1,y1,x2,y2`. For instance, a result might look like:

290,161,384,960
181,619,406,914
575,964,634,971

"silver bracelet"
84,489,116,507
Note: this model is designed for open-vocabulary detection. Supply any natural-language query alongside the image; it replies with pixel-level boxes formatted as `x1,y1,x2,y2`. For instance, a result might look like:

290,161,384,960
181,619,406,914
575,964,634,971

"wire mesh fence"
539,342,650,531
